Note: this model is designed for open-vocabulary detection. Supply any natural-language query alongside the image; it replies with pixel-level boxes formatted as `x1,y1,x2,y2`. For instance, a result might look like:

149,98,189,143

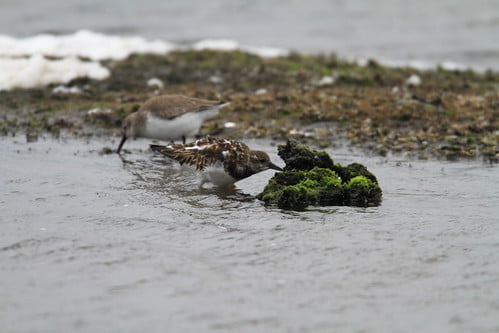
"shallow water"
1,136,498,332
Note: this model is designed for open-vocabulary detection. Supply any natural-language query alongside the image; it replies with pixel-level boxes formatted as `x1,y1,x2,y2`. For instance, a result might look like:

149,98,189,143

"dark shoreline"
1,50,497,162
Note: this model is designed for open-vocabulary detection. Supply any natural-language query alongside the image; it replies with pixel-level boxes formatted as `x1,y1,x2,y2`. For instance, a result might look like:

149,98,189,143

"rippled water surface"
1,137,498,332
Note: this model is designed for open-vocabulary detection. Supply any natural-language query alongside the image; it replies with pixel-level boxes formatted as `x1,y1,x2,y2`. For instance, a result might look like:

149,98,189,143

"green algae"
257,141,382,210
278,140,334,170
0,49,497,161
259,167,344,210
346,176,383,207
331,162,378,184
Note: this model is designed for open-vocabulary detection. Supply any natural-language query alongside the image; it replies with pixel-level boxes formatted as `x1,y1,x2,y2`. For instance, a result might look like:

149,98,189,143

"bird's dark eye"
259,159,266,163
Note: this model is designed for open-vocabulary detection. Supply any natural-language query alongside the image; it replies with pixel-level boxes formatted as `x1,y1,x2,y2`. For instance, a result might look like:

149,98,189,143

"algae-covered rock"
332,162,378,184
257,141,382,210
258,167,344,209
345,176,382,207
278,140,334,170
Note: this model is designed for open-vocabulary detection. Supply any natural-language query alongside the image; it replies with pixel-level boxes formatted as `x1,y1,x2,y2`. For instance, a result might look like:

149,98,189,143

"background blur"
1,0,498,70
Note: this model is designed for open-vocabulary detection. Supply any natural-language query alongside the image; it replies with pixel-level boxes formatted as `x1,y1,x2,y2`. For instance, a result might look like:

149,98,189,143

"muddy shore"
0,50,497,162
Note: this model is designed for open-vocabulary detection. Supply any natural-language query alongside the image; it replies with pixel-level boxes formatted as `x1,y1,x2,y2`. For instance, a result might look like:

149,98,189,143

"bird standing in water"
150,136,282,188
116,94,229,153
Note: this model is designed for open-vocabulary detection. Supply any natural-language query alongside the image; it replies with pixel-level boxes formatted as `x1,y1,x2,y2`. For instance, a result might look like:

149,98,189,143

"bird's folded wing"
158,145,224,170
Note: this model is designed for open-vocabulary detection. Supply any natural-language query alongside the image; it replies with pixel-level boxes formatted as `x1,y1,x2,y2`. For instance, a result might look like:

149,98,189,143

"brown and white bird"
150,136,282,187
116,94,229,153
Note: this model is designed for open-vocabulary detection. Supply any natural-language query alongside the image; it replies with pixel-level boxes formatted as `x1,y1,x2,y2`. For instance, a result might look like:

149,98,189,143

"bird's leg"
182,135,186,144
223,184,237,193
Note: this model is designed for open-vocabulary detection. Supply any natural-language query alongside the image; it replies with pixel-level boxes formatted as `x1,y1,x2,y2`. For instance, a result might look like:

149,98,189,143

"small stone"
100,146,114,155
87,108,113,116
405,74,422,87
147,78,164,89
316,76,335,86
52,85,82,94
26,131,38,143
208,75,223,84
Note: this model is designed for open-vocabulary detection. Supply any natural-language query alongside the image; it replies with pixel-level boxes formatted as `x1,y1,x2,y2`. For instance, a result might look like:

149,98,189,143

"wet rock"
331,162,378,184
315,76,335,86
257,141,382,210
26,131,38,143
278,139,334,171
100,146,114,155
52,85,82,94
345,176,382,207
405,74,422,87
147,77,164,89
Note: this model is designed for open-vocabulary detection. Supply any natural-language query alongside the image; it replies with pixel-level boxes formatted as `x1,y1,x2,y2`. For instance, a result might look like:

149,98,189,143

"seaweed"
278,140,334,170
257,141,382,210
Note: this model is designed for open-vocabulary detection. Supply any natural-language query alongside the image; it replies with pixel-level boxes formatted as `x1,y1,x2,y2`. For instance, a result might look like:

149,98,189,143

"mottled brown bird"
151,136,282,187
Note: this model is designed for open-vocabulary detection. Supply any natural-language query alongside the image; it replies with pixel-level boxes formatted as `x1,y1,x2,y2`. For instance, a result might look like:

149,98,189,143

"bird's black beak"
269,162,283,171
116,135,127,154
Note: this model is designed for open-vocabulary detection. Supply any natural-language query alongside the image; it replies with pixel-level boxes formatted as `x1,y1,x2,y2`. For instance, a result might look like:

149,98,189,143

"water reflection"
119,150,260,208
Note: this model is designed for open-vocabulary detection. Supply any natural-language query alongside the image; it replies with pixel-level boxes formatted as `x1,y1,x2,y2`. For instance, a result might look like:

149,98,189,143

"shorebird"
150,136,282,187
116,94,229,153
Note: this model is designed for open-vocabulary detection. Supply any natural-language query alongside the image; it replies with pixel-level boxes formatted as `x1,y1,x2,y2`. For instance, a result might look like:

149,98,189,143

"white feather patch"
201,163,235,186
143,107,219,141
185,145,204,151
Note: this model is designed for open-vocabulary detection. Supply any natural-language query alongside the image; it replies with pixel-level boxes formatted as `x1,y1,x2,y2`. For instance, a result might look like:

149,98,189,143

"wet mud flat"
0,50,497,162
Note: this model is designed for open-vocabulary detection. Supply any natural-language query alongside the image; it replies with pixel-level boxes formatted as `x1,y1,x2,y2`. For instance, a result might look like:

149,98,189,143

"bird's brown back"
155,136,250,171
139,95,223,119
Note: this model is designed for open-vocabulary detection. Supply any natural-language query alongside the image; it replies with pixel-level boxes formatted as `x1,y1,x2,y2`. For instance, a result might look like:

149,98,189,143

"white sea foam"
0,30,175,61
193,38,289,58
357,57,476,72
0,30,480,92
0,30,172,90
439,61,470,71
0,31,287,61
241,45,289,58
0,55,109,90
193,39,240,52
0,31,290,91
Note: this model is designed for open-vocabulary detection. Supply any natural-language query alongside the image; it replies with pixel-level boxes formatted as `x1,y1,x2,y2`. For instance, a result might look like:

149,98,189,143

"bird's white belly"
201,164,235,187
143,108,218,142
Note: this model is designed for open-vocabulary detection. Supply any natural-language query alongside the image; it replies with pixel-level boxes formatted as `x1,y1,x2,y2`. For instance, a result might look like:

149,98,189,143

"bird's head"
116,113,139,154
249,150,283,173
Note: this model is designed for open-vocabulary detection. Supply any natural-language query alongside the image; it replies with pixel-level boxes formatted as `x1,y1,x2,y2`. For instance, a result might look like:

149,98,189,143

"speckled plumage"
151,136,282,186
